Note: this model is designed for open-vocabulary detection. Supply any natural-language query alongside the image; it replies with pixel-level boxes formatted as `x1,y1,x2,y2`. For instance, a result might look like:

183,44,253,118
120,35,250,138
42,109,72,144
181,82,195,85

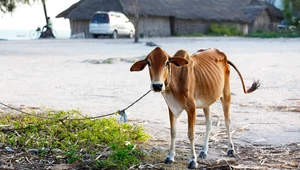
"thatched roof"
244,0,283,22
56,0,283,23
57,0,124,20
120,0,249,22
56,0,84,18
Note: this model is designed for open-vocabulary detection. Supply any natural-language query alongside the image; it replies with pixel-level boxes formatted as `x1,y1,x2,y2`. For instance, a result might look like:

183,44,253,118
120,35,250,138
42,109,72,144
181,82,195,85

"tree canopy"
0,0,37,13
283,0,300,25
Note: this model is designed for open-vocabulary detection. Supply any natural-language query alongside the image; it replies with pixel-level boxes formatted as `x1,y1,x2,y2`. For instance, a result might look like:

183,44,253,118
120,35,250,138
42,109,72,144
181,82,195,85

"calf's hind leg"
220,73,235,156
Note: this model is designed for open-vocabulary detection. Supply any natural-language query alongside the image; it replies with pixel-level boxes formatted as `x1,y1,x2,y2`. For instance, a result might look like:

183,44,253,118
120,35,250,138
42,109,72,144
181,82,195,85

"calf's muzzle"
152,83,163,92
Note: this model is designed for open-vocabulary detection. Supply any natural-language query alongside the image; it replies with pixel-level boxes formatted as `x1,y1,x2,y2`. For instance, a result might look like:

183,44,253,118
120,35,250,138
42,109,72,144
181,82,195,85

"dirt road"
1,37,300,148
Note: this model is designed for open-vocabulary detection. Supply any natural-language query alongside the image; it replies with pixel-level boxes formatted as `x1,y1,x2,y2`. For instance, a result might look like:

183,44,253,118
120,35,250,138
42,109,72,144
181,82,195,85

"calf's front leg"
164,108,177,164
198,107,212,159
186,107,197,169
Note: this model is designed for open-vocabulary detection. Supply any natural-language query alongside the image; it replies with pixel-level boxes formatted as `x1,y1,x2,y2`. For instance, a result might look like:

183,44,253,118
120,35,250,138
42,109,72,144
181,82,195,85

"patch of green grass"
246,30,300,38
207,24,242,36
179,32,204,37
102,58,114,64
0,110,150,169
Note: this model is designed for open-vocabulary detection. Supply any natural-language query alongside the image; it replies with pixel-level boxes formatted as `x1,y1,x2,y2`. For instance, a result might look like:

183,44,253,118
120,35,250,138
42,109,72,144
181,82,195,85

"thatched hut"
242,0,284,32
56,0,283,37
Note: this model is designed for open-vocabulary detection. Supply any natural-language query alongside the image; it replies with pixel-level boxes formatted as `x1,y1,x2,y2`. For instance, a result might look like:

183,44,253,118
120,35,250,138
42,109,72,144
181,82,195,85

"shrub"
207,24,242,36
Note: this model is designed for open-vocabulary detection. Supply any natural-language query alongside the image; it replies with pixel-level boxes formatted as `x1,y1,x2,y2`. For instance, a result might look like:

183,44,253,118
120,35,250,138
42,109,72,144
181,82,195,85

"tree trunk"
132,0,139,43
134,18,139,43
42,0,48,26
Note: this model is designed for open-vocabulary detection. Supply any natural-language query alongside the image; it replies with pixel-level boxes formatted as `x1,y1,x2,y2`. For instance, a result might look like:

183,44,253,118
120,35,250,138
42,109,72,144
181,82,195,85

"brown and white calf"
130,47,259,169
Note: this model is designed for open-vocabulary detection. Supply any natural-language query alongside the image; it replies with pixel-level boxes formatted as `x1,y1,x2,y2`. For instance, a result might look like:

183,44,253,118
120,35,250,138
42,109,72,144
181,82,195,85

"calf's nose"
152,83,163,92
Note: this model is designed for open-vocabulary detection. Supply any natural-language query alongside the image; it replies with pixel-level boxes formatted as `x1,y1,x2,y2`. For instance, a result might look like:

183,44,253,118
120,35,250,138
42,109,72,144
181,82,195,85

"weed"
102,143,143,169
0,110,150,169
65,148,81,164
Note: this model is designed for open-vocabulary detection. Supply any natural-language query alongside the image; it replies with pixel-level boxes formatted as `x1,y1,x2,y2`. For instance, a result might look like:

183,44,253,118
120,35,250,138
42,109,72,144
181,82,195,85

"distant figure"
42,17,53,31
47,17,53,29
41,17,55,38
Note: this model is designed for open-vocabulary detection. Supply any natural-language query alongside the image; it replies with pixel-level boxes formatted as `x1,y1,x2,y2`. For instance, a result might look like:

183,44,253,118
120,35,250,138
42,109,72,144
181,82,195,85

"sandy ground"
0,37,300,150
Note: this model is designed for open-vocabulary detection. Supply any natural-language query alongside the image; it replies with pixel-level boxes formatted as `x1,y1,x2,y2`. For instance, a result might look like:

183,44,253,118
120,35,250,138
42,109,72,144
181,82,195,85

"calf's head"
130,47,188,92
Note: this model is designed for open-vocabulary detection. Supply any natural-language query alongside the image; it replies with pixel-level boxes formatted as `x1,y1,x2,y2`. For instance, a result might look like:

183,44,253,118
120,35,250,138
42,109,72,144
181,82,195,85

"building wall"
70,20,91,38
236,23,249,35
69,16,171,38
174,19,209,35
270,21,280,31
68,16,274,38
249,10,272,32
128,16,171,37
174,19,249,35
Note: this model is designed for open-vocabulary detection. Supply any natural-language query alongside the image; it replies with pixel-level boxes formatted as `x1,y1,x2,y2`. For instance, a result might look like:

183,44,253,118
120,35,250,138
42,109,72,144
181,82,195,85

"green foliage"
246,30,300,38
207,24,242,36
0,110,150,169
283,0,293,24
100,143,143,169
0,0,37,13
283,0,300,25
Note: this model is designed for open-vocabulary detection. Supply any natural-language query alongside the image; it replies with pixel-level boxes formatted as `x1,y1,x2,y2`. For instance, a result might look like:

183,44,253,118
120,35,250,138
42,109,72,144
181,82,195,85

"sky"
0,0,79,30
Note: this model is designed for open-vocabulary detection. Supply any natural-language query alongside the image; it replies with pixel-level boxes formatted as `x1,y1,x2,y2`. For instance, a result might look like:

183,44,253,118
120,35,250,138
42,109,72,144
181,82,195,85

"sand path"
0,37,299,147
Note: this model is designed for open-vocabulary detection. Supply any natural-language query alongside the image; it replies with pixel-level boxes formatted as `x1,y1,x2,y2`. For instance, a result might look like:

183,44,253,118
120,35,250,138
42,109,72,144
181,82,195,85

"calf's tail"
227,60,260,94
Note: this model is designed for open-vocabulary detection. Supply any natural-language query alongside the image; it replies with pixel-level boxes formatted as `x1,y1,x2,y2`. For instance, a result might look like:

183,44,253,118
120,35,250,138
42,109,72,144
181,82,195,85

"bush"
207,24,242,36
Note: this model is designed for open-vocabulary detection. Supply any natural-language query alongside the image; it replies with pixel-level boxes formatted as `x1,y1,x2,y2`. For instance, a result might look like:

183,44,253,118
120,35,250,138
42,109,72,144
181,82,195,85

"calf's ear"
169,57,189,67
130,59,148,71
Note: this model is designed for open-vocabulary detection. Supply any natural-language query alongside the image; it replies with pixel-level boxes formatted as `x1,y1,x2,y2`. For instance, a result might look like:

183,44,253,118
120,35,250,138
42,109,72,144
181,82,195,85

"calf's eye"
147,61,151,67
165,61,169,67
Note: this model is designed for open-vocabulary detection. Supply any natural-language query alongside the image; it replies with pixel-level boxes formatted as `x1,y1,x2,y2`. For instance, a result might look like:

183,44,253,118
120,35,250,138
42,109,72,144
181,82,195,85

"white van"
89,11,135,39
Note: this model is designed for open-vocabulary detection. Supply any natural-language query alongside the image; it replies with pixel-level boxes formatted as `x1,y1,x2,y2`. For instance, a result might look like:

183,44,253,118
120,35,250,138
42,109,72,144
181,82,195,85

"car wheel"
111,31,117,39
93,34,99,38
128,31,134,39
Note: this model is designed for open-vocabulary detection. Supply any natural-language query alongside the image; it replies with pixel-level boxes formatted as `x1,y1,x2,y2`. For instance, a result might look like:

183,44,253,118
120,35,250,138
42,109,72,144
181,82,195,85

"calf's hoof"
198,151,207,160
187,161,197,169
227,149,235,157
164,157,174,164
